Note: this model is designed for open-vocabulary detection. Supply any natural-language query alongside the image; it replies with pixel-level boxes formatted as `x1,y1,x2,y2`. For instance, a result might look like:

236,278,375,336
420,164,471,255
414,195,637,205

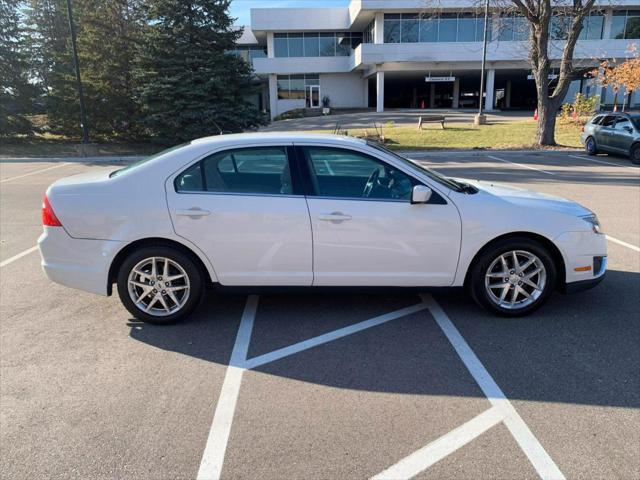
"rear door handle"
318,212,352,222
175,208,211,218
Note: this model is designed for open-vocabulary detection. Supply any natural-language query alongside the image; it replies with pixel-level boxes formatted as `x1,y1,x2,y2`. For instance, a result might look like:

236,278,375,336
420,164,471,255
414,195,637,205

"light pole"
65,0,89,143
475,0,490,125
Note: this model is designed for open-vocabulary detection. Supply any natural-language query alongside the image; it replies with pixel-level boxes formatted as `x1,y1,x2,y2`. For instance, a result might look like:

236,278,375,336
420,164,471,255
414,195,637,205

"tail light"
42,195,62,227
580,126,585,133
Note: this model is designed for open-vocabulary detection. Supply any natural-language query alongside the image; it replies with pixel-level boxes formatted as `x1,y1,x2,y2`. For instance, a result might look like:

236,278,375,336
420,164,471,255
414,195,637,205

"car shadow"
128,269,639,409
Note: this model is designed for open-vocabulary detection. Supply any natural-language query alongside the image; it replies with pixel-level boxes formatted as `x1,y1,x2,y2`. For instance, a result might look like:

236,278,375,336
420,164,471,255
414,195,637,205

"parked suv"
581,112,640,164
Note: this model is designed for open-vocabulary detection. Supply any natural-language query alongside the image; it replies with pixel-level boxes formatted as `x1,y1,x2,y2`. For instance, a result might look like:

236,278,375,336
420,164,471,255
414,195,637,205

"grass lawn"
1,119,584,158
338,120,584,150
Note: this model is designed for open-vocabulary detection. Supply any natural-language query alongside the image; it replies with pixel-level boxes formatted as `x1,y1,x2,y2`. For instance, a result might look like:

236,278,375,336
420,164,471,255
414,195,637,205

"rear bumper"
38,227,124,296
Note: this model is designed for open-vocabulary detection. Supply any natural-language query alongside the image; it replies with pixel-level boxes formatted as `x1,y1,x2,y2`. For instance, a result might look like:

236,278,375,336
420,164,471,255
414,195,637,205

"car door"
610,116,635,153
596,115,617,151
299,145,462,286
166,145,313,286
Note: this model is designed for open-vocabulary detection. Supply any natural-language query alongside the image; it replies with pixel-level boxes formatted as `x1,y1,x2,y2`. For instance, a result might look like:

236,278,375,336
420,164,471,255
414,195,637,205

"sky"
230,0,350,26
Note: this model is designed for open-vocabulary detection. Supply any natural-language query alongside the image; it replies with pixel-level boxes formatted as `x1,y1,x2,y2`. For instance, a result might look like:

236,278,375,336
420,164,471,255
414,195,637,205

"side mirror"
411,185,432,204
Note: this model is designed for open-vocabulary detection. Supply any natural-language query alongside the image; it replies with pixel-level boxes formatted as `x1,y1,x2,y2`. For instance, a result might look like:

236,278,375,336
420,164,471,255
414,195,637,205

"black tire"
630,143,640,165
469,237,557,317
117,246,204,325
584,136,598,156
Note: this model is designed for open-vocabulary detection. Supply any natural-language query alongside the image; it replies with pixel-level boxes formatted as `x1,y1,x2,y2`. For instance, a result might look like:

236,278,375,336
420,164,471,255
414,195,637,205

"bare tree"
510,0,596,145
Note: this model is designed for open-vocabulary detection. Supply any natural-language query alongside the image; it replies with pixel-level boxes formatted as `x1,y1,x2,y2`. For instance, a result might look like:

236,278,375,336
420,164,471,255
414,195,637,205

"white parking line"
197,295,259,480
568,154,637,169
0,246,39,268
372,407,504,480
487,155,556,176
421,294,565,480
607,235,640,252
243,302,428,370
0,163,70,183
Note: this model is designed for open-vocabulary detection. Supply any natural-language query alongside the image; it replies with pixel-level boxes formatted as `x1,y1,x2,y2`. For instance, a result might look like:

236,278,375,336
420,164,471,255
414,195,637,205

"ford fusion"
39,134,606,324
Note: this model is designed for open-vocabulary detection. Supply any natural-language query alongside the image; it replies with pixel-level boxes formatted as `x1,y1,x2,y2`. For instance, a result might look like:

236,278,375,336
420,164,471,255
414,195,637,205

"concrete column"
452,78,460,109
374,12,384,44
376,70,385,112
484,69,495,111
267,32,274,58
429,83,436,108
268,74,278,120
505,80,512,109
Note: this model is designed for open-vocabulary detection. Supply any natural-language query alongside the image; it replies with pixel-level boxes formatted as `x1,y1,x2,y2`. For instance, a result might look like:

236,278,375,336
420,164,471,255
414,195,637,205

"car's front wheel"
469,238,557,317
584,136,598,156
117,247,204,324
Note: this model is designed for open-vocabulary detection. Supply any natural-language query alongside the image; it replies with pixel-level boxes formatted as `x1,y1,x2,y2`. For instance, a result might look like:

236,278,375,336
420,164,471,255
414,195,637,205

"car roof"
190,132,368,148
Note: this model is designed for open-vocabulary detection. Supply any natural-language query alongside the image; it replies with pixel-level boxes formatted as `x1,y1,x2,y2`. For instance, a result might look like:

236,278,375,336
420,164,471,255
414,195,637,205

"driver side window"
303,147,414,201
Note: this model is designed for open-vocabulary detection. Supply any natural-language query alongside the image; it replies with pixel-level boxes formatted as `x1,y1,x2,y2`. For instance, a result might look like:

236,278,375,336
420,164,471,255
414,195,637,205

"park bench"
418,115,446,130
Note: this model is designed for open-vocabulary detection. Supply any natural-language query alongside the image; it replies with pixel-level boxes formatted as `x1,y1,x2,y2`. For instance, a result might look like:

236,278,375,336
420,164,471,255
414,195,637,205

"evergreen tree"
76,0,145,139
1,0,38,136
23,0,80,136
135,0,265,143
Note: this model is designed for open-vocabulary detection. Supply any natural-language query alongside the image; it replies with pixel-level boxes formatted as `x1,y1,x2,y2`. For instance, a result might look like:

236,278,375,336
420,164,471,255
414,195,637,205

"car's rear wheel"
117,247,203,324
469,238,557,317
630,143,640,165
585,136,598,156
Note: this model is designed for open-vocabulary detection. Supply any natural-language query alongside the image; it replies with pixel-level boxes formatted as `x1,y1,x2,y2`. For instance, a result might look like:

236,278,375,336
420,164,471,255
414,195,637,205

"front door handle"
318,212,352,223
175,208,211,218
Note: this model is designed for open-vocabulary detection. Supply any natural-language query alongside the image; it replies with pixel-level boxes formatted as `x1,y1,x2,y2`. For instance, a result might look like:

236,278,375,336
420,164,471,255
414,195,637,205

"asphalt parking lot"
1,151,639,479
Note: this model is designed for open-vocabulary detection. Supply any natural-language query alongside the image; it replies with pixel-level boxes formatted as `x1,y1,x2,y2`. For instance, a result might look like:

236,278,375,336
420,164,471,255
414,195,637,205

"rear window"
110,142,191,178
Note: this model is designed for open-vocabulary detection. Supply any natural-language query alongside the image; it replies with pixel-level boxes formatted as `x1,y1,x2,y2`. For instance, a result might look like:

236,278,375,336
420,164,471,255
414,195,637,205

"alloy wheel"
127,257,191,316
484,250,547,310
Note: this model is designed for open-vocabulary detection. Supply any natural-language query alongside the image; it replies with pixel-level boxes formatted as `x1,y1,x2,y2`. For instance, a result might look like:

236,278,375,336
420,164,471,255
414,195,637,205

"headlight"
581,214,603,234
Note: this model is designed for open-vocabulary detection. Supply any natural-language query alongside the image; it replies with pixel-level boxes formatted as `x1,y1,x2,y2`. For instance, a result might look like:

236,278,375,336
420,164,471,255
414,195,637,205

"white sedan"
39,134,607,324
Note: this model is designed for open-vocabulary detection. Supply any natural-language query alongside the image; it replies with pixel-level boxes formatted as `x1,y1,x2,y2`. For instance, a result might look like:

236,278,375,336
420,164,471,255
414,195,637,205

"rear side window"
175,147,293,195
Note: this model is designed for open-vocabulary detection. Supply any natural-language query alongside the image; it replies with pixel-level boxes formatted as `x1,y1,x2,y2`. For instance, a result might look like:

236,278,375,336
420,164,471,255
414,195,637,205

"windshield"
366,141,465,192
110,142,191,178
631,115,640,131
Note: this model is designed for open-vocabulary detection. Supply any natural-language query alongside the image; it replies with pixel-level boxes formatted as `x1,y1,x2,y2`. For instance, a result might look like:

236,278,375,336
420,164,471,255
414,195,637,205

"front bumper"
38,227,125,296
554,230,607,293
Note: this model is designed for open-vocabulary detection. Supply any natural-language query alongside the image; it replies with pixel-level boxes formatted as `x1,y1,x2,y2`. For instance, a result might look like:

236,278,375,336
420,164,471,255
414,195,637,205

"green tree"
135,0,265,143
1,0,38,136
23,0,79,136
77,0,145,139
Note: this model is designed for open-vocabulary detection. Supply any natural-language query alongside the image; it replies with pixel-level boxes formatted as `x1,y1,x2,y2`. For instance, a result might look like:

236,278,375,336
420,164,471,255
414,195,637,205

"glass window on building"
277,76,290,99
288,33,304,57
289,75,305,100
438,13,458,41
319,32,337,56
513,15,529,40
551,15,572,40
475,14,488,41
336,34,351,56
457,13,476,42
364,20,374,43
304,33,320,57
498,14,528,41
274,33,288,57
610,10,640,39
350,32,363,49
384,14,401,43
624,10,640,38
579,12,604,40
401,13,420,43
419,15,438,42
